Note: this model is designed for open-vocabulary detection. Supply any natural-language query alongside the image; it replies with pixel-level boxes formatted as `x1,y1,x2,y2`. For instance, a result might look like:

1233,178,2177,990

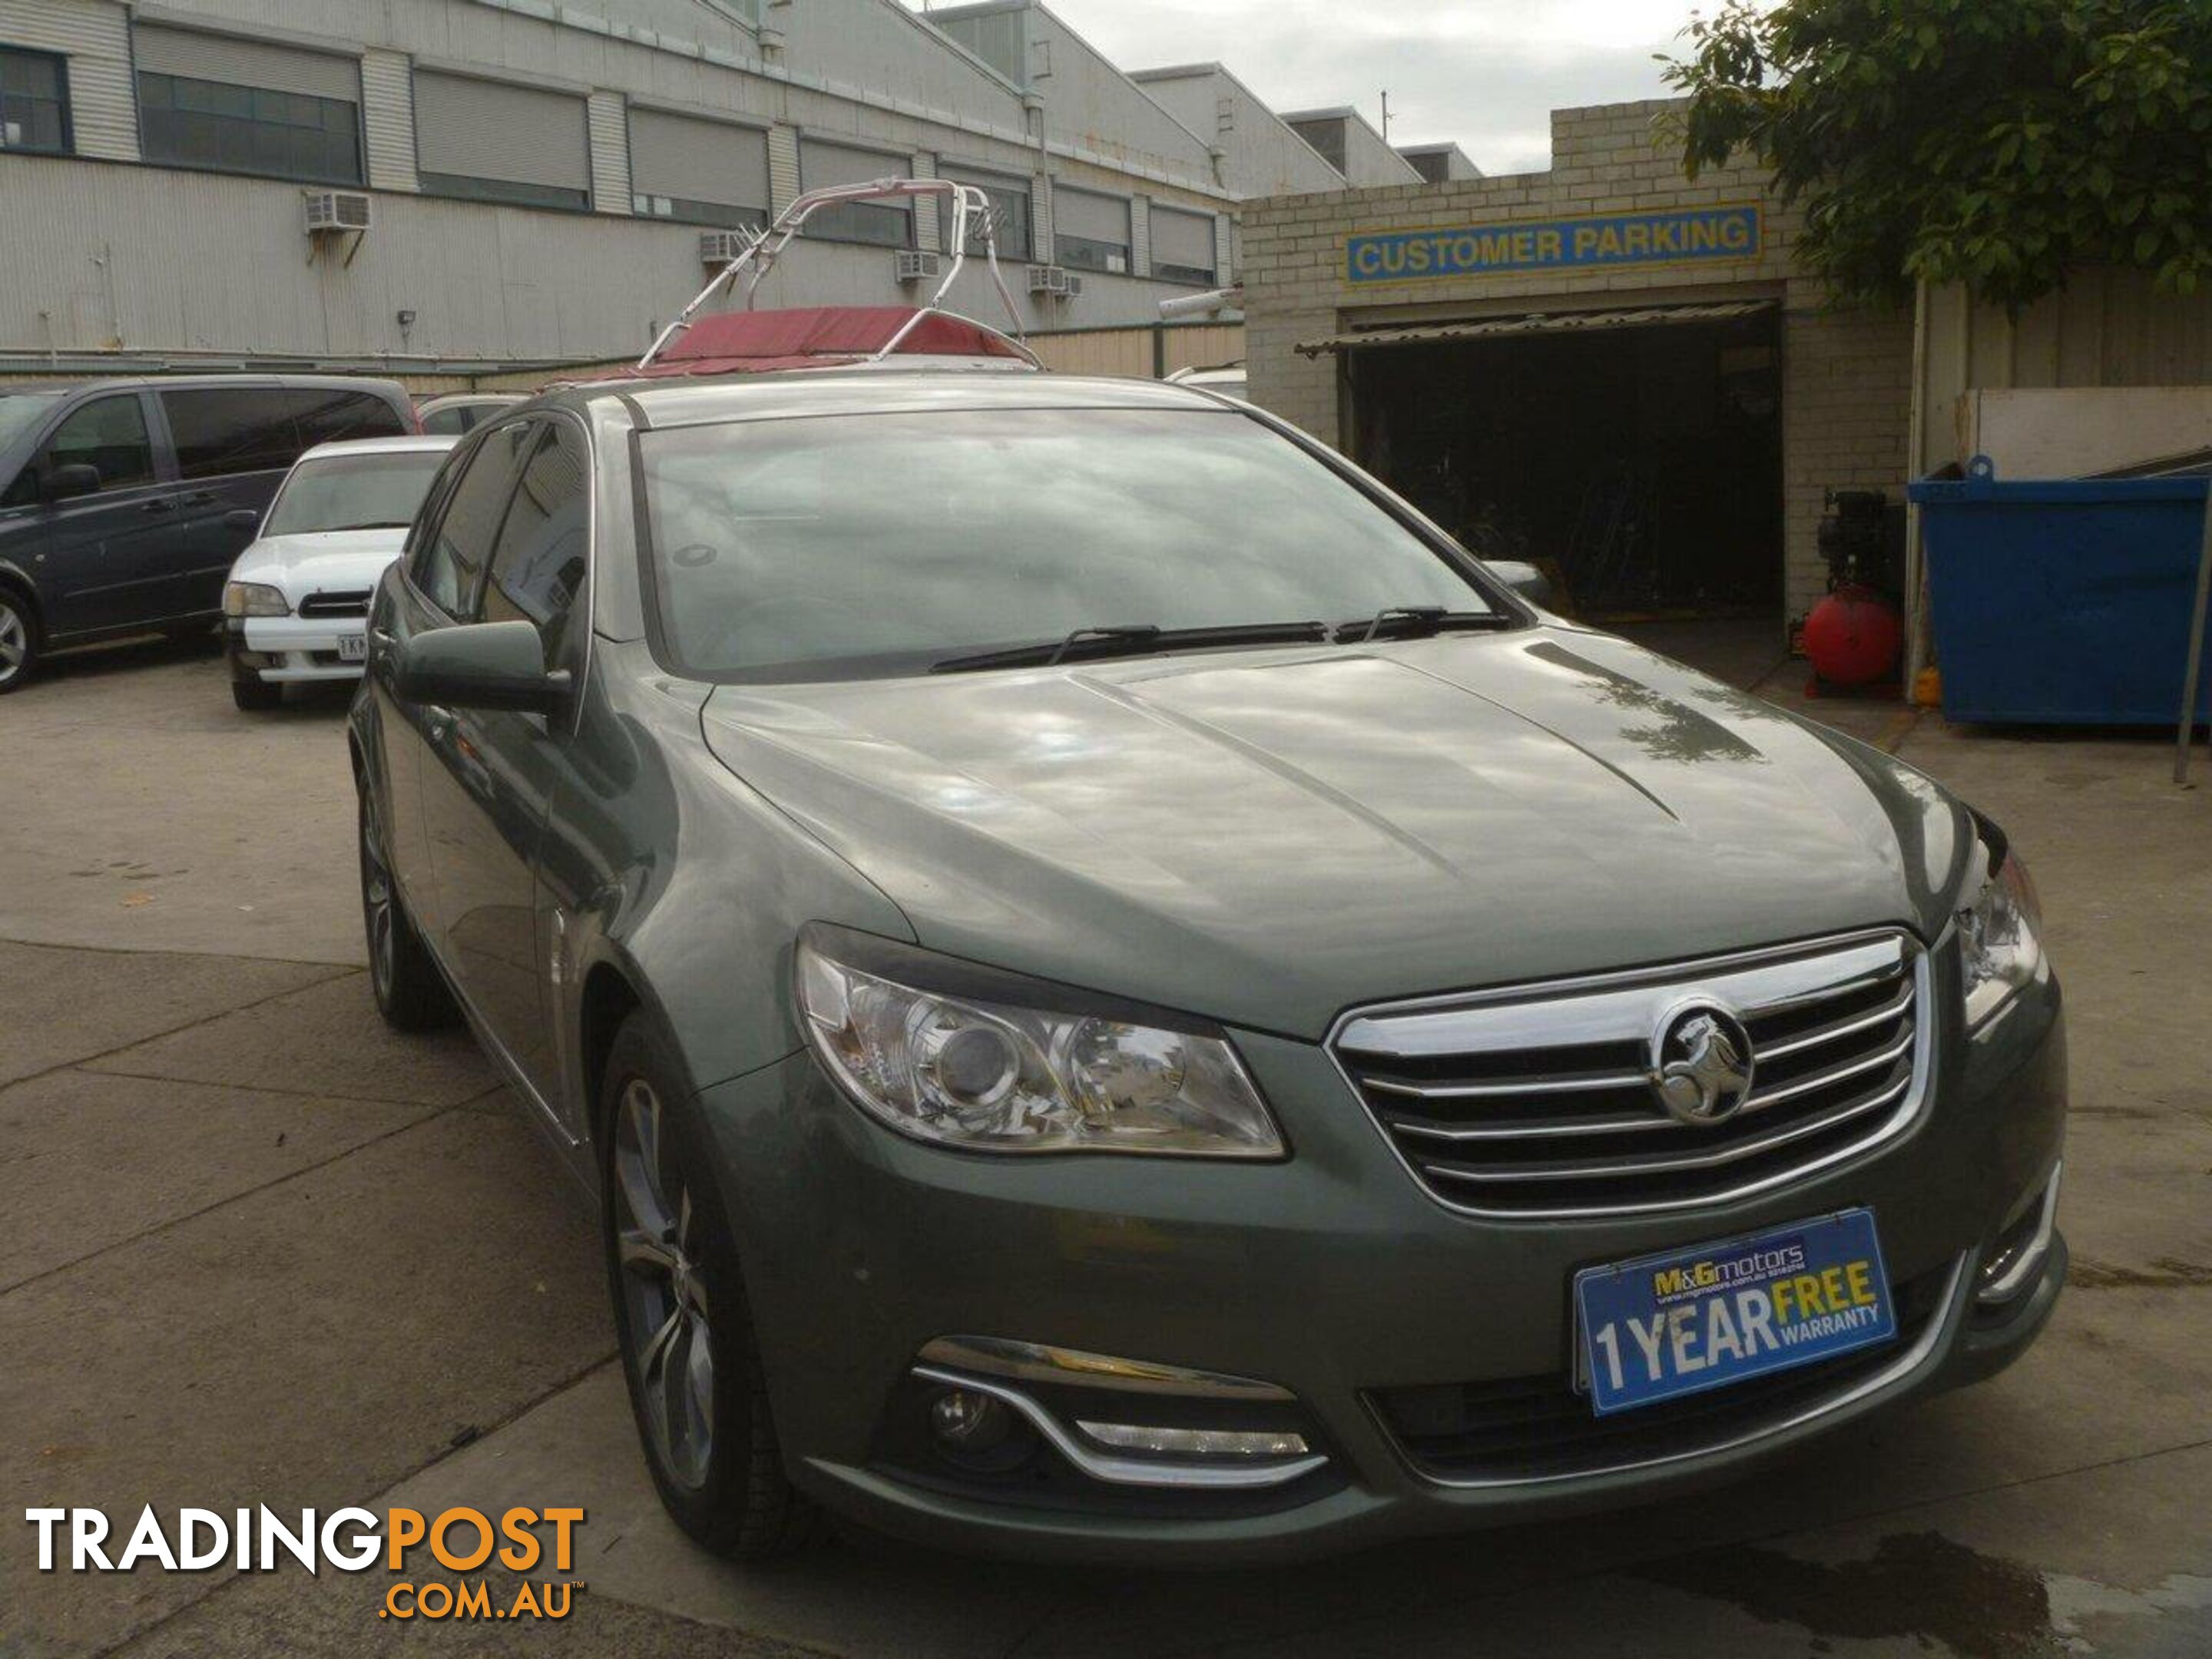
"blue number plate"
1573,1208,1896,1416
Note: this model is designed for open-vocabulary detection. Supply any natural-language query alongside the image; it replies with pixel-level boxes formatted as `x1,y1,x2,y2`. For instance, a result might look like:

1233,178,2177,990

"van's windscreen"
0,392,62,452
638,408,1496,680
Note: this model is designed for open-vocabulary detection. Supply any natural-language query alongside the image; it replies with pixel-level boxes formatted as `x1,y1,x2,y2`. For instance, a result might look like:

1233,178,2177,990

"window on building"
478,422,587,664
1150,205,1218,286
629,108,769,231
414,71,590,211
799,140,912,247
0,45,71,155
134,27,361,185
939,167,1030,263
1053,187,1131,275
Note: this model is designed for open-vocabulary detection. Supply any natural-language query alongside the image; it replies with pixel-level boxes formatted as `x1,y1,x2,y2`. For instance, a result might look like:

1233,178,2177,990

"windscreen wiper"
931,621,1330,674
1333,605,1511,644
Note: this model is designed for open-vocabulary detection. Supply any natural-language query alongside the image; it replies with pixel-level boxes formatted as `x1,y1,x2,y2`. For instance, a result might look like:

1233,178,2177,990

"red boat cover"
604,306,1025,380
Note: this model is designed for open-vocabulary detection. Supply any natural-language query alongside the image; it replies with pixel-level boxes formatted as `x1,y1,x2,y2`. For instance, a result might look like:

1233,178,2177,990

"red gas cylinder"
1803,584,1902,686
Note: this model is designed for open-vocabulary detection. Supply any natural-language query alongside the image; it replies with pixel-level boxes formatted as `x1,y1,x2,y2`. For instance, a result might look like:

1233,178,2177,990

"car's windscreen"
0,392,62,452
639,408,1498,679
263,451,447,536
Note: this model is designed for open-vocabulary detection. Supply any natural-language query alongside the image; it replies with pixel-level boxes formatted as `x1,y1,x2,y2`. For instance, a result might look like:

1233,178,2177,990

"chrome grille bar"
1328,929,1932,1219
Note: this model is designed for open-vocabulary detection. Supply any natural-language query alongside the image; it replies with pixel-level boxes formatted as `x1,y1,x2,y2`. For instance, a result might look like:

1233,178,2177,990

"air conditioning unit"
1027,264,1073,296
700,230,750,265
303,190,372,233
894,249,942,284
1065,273,1084,298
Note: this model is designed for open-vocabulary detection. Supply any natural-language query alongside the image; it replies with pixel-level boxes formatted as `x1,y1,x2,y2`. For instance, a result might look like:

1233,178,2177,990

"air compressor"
1802,489,1904,687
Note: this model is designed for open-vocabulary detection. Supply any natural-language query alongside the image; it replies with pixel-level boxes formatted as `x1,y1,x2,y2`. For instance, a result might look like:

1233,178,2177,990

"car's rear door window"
286,388,407,447
477,420,587,664
160,387,300,480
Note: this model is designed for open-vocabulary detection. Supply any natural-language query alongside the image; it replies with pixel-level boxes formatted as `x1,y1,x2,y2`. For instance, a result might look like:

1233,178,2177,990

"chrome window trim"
909,1365,1327,1489
1325,928,1936,1221
1373,1251,1972,1491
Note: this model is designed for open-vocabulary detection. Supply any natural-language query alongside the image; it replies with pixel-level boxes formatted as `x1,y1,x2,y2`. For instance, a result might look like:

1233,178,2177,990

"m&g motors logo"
25,1505,587,1622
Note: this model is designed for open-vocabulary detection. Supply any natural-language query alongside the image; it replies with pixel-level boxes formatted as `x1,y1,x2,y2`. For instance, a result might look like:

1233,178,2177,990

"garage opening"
1318,301,1784,664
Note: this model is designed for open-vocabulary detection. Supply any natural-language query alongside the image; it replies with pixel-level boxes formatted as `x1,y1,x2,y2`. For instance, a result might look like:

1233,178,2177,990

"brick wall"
1240,98,1915,624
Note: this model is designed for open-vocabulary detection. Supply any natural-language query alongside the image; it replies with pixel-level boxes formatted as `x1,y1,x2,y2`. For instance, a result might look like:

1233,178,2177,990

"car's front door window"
7,396,156,503
413,422,531,616
476,420,587,665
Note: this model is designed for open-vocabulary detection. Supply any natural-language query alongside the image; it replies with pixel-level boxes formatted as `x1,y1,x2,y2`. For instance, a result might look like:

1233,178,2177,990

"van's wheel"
356,783,456,1029
0,590,39,695
231,671,283,712
601,1014,830,1560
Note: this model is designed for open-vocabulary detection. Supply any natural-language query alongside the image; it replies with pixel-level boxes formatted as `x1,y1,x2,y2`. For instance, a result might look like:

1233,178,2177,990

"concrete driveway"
2,634,2207,1658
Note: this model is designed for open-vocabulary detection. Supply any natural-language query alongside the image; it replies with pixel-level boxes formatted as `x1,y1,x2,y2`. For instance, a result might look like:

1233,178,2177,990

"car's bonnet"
699,628,1969,1039
229,530,412,594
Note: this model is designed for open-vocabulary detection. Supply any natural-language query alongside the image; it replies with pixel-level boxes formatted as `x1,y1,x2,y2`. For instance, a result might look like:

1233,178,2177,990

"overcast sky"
914,2,1708,176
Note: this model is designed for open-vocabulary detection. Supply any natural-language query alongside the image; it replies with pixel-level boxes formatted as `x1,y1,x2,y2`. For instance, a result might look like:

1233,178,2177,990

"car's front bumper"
227,614,368,682
695,954,2066,1564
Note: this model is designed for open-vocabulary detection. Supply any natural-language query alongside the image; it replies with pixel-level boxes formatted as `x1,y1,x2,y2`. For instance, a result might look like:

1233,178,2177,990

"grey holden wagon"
350,350,2065,1564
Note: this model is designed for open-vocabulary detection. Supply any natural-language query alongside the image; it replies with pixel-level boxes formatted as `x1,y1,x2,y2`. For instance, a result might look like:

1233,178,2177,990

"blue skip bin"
1908,462,2212,724
1574,1209,1896,1416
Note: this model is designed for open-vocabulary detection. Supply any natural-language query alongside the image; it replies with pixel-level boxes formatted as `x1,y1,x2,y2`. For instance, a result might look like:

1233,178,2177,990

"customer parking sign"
1346,205,1763,285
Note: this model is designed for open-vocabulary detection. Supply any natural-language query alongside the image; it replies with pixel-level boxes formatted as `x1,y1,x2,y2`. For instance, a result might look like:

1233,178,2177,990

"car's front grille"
1330,930,1929,1219
1368,1260,1959,1485
298,590,372,619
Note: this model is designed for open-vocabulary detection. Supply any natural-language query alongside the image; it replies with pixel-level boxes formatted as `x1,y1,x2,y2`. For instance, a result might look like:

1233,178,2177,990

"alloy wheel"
0,602,27,688
612,1078,716,1490
359,796,397,1000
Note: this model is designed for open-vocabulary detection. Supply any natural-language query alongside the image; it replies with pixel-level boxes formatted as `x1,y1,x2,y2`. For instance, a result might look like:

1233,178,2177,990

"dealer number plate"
1573,1208,1896,1416
336,634,368,662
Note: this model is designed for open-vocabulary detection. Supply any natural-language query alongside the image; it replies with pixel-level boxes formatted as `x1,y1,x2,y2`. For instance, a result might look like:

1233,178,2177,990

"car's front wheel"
356,783,456,1030
0,589,40,695
601,1014,828,1559
231,670,283,712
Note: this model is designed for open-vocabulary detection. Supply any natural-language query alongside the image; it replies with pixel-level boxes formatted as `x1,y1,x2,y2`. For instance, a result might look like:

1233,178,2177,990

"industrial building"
1240,96,2212,661
0,0,1385,378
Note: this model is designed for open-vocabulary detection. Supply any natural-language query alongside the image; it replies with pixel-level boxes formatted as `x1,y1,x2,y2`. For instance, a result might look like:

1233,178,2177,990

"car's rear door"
154,383,303,620
418,416,591,1104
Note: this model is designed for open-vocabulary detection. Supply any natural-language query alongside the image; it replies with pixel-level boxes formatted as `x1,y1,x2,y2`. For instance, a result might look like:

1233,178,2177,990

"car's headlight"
794,928,1283,1158
1958,816,2044,1028
223,581,290,618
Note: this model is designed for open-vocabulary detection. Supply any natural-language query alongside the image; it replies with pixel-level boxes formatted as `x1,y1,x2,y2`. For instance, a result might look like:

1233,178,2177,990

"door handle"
180,490,216,506
139,498,177,514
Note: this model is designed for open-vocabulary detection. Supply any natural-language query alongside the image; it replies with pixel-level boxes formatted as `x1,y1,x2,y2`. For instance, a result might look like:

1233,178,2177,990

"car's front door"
373,421,528,972
419,416,590,1107
0,392,177,640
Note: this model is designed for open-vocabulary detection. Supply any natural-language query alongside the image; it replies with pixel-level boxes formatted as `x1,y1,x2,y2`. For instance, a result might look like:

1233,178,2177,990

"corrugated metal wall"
1918,270,2212,472
1028,322,1243,378
359,48,417,191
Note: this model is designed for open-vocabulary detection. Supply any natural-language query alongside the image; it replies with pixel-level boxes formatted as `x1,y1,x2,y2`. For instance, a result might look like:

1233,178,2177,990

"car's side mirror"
224,508,260,533
394,620,569,716
44,464,101,502
1487,560,1555,610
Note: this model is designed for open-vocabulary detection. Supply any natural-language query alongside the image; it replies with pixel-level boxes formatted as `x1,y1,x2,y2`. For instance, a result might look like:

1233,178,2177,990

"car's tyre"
0,588,40,695
231,671,283,712
601,1014,830,1560
356,782,458,1031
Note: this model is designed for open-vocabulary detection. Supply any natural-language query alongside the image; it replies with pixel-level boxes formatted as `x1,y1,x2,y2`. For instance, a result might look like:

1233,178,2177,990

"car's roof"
0,373,409,396
294,435,458,462
558,369,1243,430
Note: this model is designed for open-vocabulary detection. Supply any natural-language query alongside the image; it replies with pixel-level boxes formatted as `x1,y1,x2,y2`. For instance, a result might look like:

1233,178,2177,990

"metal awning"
1296,300,1774,356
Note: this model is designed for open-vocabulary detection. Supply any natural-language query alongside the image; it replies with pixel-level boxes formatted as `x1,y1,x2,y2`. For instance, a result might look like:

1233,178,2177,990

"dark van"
0,375,416,692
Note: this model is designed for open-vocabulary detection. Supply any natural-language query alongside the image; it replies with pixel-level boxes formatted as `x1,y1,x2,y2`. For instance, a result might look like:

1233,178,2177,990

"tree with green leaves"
1664,0,2212,310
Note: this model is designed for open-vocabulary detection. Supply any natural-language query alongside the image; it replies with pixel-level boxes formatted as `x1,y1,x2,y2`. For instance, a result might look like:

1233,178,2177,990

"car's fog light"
1077,1422,1311,1459
925,1386,1033,1472
1978,1165,2061,1306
